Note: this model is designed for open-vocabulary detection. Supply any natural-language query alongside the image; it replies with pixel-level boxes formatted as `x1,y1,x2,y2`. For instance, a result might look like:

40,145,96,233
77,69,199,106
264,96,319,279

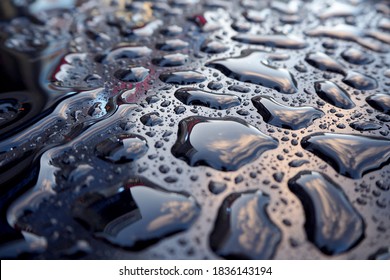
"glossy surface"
0,0,389,260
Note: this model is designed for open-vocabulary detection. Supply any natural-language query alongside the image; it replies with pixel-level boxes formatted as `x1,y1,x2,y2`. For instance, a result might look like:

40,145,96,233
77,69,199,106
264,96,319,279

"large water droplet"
243,9,269,23
271,0,300,15
288,171,364,255
160,25,183,36
95,134,148,164
314,81,355,109
156,39,189,51
159,71,206,85
366,94,390,114
206,50,298,94
73,177,200,250
114,67,149,82
302,133,390,179
341,48,374,65
174,88,241,110
172,116,278,171
140,112,163,127
306,52,377,90
232,34,307,49
350,121,382,131
209,190,281,259
152,53,188,67
251,96,324,130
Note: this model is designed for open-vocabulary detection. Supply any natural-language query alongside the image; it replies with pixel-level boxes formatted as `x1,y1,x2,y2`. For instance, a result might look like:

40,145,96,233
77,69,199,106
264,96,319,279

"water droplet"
228,85,250,93
271,0,300,15
252,96,324,130
232,34,307,49
366,94,390,114
207,81,223,90
152,53,188,67
350,121,382,131
206,50,298,94
114,67,149,83
343,71,377,90
318,2,361,20
140,112,163,127
341,48,374,65
160,25,183,36
95,134,148,164
174,88,241,110
172,116,278,171
208,181,227,195
210,190,281,259
243,9,269,23
156,39,189,51
306,24,387,53
314,81,355,109
288,159,309,167
73,177,200,250
159,71,206,85
288,171,364,255
376,180,390,191
231,20,251,32
98,46,152,63
306,52,377,90
200,39,229,54
302,133,390,179
305,52,345,74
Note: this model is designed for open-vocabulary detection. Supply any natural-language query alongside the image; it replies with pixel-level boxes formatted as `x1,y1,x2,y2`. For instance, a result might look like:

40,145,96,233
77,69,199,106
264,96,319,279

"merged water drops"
208,181,227,195
156,39,189,51
206,50,298,94
152,53,188,67
288,171,364,255
350,121,382,132
174,88,241,110
95,134,148,164
243,9,269,23
172,116,278,171
73,177,200,250
200,39,228,54
317,2,361,20
232,34,307,49
306,52,378,90
302,133,390,179
251,96,324,130
306,24,388,53
210,190,281,259
140,112,163,127
1,0,389,260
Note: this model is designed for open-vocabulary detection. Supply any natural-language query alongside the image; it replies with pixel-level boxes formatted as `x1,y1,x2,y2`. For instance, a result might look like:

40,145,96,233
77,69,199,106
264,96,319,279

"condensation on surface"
0,0,389,260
